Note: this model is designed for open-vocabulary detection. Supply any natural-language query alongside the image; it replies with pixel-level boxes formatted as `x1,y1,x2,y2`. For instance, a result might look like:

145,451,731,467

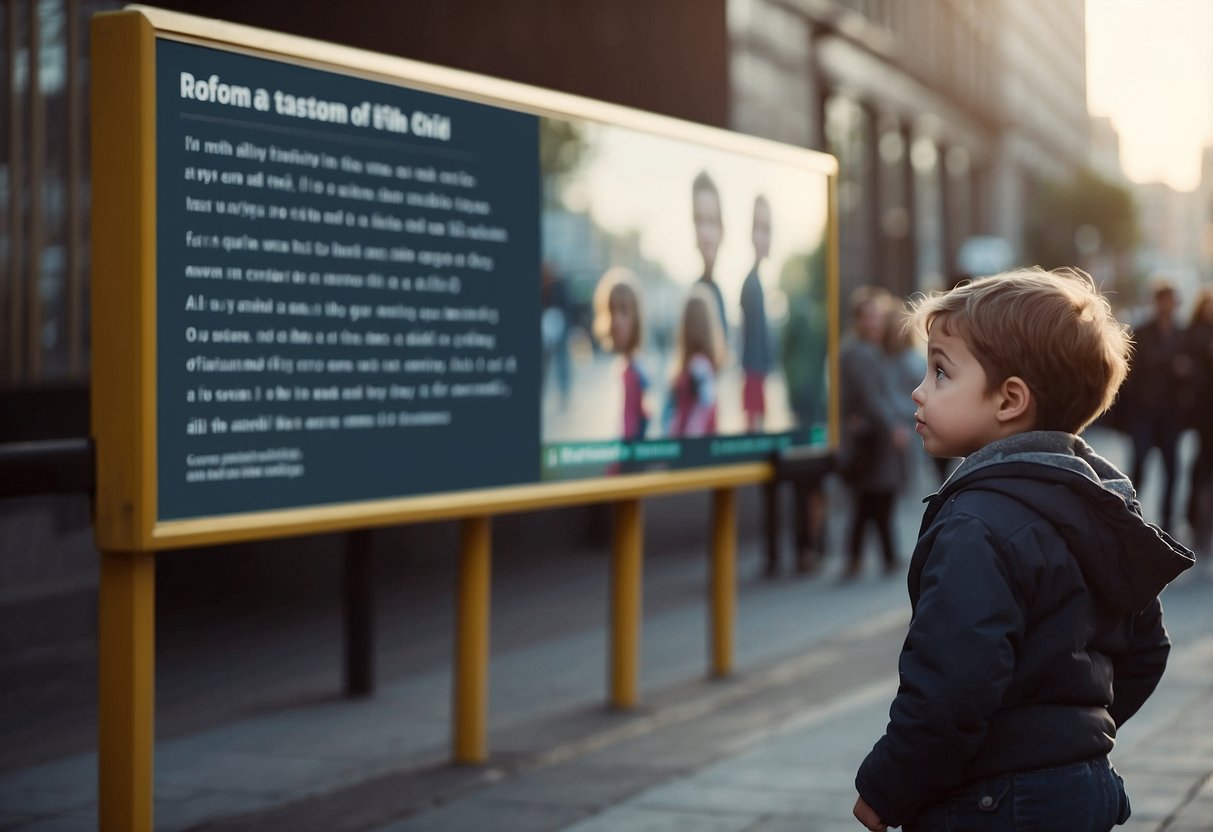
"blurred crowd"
1106,280,1213,553
775,278,1213,580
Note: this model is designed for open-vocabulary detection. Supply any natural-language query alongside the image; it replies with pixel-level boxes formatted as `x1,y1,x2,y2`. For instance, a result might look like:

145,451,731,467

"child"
853,268,1194,832
668,282,726,437
592,267,649,441
740,194,772,432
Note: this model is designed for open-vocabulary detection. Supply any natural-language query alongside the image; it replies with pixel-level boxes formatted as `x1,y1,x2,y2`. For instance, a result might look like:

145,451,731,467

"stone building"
730,0,1090,299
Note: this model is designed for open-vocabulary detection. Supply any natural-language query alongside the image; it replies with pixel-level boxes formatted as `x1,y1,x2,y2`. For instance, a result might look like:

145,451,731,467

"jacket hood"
936,432,1194,613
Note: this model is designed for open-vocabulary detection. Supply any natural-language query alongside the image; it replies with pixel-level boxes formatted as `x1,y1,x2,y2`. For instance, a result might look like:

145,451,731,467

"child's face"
693,188,723,274
752,201,771,262
912,327,1003,458
610,294,636,353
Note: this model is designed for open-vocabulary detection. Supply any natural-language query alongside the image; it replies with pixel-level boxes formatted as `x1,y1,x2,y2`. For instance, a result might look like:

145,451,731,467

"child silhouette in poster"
691,170,729,345
740,194,772,432
668,283,726,437
593,267,650,441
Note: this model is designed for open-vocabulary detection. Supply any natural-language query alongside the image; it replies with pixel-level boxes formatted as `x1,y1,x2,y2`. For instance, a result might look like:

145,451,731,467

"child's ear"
996,376,1033,424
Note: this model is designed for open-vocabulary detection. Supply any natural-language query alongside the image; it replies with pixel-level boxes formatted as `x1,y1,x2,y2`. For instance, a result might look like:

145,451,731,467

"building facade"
729,0,1091,302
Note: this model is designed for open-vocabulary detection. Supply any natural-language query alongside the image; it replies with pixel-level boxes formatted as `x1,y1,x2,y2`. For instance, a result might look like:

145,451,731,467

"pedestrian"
852,267,1194,832
838,286,908,578
881,303,928,489
1184,284,1213,554
1122,279,1191,530
779,256,830,576
541,261,572,411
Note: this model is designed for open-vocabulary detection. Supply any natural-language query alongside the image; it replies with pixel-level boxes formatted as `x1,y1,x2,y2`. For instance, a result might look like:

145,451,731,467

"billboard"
91,8,837,550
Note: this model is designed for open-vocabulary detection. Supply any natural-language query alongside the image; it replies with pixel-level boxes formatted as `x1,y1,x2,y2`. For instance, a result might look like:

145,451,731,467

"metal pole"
609,498,643,709
28,0,44,378
453,516,491,763
7,0,25,382
763,478,780,576
98,550,156,832
343,529,375,696
67,0,84,375
710,487,736,677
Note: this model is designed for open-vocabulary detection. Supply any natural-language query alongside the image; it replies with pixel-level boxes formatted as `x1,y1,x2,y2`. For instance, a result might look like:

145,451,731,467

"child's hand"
852,795,887,831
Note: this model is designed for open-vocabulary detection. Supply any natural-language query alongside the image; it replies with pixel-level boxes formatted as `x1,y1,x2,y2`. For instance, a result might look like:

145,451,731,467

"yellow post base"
710,487,737,678
610,499,643,709
453,516,491,764
98,550,156,832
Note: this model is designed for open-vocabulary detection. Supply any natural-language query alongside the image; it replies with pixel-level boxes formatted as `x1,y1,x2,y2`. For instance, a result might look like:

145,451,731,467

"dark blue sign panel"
157,39,540,519
154,38,833,523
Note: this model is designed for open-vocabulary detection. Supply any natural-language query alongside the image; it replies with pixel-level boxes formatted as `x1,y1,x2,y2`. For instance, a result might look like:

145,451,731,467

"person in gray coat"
839,286,909,578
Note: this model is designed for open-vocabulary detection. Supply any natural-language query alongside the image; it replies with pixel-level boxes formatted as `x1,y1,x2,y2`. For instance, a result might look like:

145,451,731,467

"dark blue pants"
905,757,1130,832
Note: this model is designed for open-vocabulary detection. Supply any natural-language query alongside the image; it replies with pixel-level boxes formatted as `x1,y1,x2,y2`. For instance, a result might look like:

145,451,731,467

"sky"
1086,0,1213,192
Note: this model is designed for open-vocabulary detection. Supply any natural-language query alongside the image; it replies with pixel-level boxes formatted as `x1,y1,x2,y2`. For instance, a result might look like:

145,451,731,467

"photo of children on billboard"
540,118,832,479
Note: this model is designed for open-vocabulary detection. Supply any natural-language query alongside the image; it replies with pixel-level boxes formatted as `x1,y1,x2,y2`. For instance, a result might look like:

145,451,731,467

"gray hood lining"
943,432,1137,504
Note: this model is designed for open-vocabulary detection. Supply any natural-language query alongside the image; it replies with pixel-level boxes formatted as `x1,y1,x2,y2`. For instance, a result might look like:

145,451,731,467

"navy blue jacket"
856,432,1194,827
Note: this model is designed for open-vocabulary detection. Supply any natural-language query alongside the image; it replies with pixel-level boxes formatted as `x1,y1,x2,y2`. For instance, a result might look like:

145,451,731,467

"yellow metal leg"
710,487,737,678
453,516,491,764
98,550,156,832
610,499,643,709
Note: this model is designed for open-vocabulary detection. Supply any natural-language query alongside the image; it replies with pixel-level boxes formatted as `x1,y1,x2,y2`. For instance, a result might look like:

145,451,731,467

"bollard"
453,516,492,763
98,550,156,832
710,487,737,677
610,498,643,708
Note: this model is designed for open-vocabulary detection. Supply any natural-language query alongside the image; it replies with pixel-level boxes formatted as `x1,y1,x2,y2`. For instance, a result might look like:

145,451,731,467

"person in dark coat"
1183,285,1213,554
1122,280,1191,530
852,268,1194,832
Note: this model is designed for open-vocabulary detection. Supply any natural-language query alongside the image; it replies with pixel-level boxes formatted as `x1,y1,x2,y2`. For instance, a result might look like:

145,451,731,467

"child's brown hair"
910,266,1131,433
677,282,726,371
592,267,644,354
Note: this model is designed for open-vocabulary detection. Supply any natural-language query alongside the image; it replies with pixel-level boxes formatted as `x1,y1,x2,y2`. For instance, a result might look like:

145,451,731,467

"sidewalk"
488,612,1213,832
201,561,1213,832
0,478,917,831
1,428,1209,831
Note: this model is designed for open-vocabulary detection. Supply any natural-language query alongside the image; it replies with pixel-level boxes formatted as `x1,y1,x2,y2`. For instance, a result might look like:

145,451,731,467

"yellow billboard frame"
90,7,839,829
92,5,838,554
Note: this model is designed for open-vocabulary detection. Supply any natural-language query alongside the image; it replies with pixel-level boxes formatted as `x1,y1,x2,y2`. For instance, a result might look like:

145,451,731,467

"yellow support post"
610,498,643,709
453,516,491,764
98,550,156,832
710,487,737,678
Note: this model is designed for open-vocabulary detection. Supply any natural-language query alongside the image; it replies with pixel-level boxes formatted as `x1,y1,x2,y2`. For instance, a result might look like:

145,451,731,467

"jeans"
905,757,1131,832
